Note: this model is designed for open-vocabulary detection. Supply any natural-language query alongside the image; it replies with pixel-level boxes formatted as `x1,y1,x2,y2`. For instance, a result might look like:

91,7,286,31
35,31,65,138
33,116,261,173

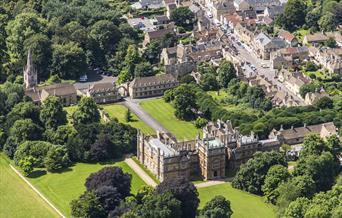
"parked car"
79,75,88,82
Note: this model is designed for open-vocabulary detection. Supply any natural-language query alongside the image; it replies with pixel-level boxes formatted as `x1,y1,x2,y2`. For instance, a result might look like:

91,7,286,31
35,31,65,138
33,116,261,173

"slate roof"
41,83,76,96
278,122,337,140
130,74,177,88
88,82,115,94
147,28,174,39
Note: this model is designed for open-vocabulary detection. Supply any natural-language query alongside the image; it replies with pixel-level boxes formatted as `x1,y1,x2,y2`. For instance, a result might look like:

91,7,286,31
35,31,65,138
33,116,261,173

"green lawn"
28,160,146,217
102,104,154,135
0,154,59,218
207,90,230,101
140,98,199,140
198,183,275,218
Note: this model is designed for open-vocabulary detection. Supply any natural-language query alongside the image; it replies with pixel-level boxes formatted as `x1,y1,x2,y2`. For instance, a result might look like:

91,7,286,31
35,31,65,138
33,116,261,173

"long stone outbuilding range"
137,120,338,182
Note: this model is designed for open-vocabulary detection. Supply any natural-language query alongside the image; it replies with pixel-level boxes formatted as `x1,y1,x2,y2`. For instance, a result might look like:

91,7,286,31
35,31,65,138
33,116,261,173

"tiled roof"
278,30,296,42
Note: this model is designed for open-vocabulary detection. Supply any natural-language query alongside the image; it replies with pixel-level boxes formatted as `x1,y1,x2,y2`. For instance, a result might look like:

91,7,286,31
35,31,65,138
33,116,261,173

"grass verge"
28,160,146,217
0,153,59,218
102,104,154,135
140,98,199,140
198,183,275,218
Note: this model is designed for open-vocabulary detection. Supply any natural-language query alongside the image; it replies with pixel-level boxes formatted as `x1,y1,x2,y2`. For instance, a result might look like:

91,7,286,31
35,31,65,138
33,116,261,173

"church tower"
23,50,38,89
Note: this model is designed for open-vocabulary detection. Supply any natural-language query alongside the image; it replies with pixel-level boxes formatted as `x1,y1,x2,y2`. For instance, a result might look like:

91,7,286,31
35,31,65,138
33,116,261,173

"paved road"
123,98,168,133
125,158,157,188
231,37,305,105
197,4,305,106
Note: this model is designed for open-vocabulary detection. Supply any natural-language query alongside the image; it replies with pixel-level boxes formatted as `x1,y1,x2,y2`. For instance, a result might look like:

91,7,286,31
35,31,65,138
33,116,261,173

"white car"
79,75,88,82
207,12,213,18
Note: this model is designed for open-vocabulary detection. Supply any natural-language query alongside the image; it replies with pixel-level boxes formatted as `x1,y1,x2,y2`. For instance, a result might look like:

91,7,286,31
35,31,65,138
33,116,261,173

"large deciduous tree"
44,145,70,172
173,84,198,120
5,12,48,73
23,33,52,80
278,0,306,31
130,192,182,218
232,151,287,194
217,61,236,88
262,164,290,204
51,42,87,79
155,177,199,218
201,195,233,218
40,96,67,129
171,7,195,29
72,97,100,125
71,191,106,218
85,166,131,198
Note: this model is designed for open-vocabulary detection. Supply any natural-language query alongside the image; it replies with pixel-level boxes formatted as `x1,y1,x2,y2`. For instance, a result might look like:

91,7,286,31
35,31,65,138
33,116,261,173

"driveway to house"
123,98,168,133
125,158,157,188
74,71,117,93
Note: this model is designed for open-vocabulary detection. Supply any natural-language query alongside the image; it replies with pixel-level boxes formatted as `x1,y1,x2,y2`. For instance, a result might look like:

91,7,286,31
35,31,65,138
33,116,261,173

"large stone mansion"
137,120,338,182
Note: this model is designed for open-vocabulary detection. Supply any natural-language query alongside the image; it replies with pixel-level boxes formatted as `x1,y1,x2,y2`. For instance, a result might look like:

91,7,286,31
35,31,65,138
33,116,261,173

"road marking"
9,164,65,218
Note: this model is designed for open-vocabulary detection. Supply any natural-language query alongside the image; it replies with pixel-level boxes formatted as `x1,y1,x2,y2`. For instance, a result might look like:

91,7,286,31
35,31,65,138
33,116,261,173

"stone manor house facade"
137,120,281,181
137,119,338,182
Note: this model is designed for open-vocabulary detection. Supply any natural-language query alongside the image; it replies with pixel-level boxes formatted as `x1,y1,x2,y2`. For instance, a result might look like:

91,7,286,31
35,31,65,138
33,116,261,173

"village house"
278,29,298,47
234,0,281,12
143,28,175,46
137,120,280,181
303,32,329,46
304,31,342,46
309,47,342,75
132,0,164,9
304,90,329,105
271,46,309,69
86,83,122,104
234,23,256,45
224,13,257,30
269,122,338,146
271,89,299,107
127,17,156,32
253,32,286,59
129,74,179,98
212,0,236,21
263,4,284,19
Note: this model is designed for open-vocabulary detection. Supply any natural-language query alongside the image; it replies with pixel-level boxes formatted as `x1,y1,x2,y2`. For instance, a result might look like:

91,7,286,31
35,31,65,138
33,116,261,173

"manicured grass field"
0,154,59,218
28,160,146,217
102,104,154,135
198,183,275,218
140,98,199,140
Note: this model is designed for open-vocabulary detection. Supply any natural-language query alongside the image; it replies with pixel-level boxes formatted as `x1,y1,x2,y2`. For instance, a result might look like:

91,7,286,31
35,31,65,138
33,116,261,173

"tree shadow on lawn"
27,166,74,178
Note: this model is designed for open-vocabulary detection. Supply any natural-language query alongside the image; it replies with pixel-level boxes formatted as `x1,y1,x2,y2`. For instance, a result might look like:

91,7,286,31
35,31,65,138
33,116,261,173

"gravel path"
123,99,168,133
125,158,157,188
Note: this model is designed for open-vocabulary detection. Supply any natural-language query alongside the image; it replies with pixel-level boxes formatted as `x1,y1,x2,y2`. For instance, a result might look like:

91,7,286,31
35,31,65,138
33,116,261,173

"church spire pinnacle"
24,49,38,89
